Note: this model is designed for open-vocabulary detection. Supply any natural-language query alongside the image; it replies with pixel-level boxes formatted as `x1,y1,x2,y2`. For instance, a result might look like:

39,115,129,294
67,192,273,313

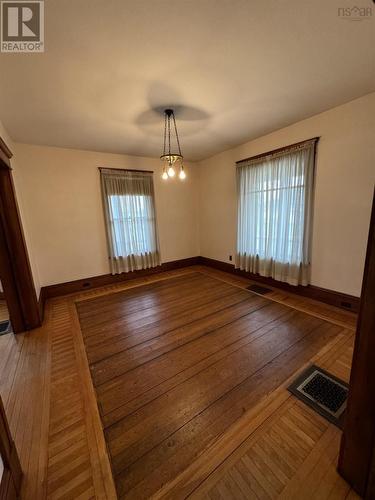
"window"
236,139,317,286
109,194,155,256
101,168,160,274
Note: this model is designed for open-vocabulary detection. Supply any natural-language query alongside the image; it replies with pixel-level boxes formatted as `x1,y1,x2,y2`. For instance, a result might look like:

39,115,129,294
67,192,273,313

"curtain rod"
98,167,154,174
236,137,320,164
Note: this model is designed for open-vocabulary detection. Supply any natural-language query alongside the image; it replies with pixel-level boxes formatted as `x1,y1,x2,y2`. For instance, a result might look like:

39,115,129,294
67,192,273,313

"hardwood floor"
75,270,355,499
161,329,355,499
0,266,359,499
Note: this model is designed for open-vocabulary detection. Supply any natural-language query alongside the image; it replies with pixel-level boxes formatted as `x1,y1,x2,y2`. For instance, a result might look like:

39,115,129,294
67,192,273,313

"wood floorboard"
92,300,283,390
92,293,270,379
0,266,358,499
81,282,247,362
85,288,254,365
154,326,355,500
75,271,354,499
78,273,216,332
194,266,358,331
114,322,342,498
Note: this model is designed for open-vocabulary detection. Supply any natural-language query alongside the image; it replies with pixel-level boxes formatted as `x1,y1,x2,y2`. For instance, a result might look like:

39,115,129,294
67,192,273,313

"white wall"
0,119,41,297
13,144,199,287
198,93,375,297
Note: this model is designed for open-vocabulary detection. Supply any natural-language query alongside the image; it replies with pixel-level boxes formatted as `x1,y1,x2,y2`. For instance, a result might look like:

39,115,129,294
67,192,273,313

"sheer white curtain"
101,168,161,274
236,139,317,286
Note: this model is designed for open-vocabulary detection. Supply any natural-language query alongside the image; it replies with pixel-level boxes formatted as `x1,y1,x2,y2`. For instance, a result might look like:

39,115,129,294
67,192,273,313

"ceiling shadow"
135,81,210,136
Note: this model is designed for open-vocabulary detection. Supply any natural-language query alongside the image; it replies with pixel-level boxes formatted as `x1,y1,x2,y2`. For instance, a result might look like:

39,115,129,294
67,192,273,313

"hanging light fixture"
160,109,186,180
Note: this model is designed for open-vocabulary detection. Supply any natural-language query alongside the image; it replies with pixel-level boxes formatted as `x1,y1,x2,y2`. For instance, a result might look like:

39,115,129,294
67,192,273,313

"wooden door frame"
0,137,41,332
338,189,375,497
0,395,22,499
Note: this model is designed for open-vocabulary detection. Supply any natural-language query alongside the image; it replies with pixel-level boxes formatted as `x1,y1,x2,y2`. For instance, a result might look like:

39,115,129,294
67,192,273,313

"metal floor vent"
0,320,11,336
288,365,349,427
246,284,272,295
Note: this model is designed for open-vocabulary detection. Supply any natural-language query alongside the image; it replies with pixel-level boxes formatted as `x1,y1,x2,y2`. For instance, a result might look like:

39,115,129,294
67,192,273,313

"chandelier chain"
172,112,182,157
163,112,167,158
168,112,171,157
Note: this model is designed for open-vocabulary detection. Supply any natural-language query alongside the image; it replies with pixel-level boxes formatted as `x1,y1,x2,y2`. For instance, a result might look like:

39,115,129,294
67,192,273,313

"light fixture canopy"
161,109,186,180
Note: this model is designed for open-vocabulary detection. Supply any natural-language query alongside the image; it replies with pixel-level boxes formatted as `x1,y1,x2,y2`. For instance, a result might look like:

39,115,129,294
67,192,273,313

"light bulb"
167,166,175,177
179,168,186,180
162,171,168,180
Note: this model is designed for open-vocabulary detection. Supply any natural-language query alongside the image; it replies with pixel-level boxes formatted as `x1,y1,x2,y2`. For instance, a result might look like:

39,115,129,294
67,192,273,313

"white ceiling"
0,0,374,161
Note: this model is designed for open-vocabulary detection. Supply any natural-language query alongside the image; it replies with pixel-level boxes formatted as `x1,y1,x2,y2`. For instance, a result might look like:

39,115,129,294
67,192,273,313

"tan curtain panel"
236,139,317,286
100,168,161,274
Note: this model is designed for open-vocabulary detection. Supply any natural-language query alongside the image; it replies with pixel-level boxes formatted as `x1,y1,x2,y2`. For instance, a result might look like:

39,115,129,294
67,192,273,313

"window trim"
98,167,154,174
236,137,320,165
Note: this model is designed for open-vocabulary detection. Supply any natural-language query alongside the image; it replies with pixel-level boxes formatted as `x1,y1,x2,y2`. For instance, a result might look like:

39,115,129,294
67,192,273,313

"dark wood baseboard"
40,257,200,302
199,256,360,313
38,255,359,315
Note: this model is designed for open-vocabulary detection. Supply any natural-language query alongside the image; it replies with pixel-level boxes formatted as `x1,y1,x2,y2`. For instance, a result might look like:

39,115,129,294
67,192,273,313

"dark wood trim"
199,256,360,313
0,137,12,160
0,151,11,170
338,190,375,497
0,396,22,500
0,219,26,332
98,167,154,174
0,136,41,332
0,469,14,500
236,137,320,164
0,136,12,171
41,257,200,299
